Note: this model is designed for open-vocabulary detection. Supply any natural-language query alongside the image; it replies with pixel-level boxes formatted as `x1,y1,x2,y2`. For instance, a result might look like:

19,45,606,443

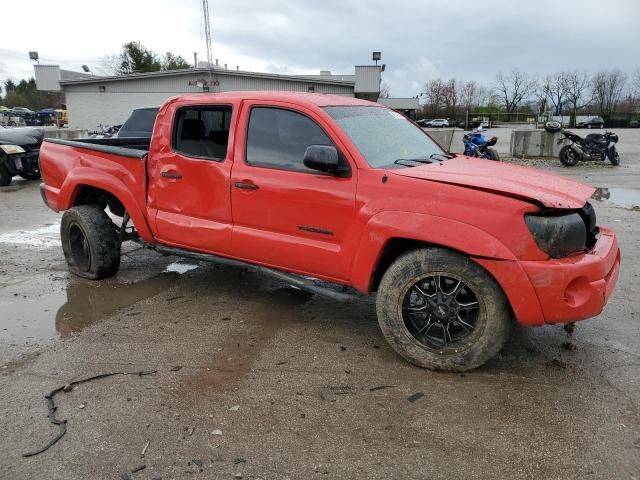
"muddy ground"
1,131,639,479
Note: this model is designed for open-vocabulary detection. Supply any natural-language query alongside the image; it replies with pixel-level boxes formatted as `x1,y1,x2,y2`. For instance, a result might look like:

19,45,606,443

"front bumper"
474,227,620,326
520,227,620,324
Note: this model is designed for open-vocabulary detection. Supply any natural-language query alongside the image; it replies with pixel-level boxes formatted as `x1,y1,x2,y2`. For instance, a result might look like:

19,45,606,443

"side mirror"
303,145,344,175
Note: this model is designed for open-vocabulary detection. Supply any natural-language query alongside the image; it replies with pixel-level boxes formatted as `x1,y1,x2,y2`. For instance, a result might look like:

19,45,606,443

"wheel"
8,121,16,127
608,149,620,166
587,124,592,129
559,145,580,166
600,124,604,129
544,121,561,133
0,164,12,186
376,248,511,372
60,205,121,279
485,148,500,161
19,170,41,181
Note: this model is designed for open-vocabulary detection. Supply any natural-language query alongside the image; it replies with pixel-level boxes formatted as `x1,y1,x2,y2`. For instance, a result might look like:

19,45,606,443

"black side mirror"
303,145,346,175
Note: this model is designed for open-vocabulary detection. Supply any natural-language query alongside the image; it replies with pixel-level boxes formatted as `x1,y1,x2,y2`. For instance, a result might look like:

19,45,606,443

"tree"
98,54,121,76
442,79,458,118
591,69,627,116
2,77,64,110
564,70,591,126
423,78,447,117
494,70,536,113
162,52,192,71
460,80,478,111
379,82,391,98
118,41,162,74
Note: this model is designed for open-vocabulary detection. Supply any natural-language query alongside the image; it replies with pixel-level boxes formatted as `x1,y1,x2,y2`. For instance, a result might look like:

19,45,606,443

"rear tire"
485,148,500,161
376,248,511,372
60,205,121,279
0,164,11,186
559,145,580,166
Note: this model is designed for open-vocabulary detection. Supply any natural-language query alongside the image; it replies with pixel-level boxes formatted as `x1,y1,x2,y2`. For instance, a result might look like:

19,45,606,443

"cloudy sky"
1,0,638,96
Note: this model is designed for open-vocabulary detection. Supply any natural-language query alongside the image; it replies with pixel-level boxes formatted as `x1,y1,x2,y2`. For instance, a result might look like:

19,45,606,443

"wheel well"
73,185,126,217
370,238,429,292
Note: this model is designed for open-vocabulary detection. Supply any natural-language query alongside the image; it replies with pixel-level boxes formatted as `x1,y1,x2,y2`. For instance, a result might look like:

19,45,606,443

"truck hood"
391,156,595,209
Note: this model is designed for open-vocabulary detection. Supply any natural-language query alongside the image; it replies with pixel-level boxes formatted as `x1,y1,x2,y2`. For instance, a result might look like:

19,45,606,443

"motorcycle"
557,130,620,167
89,124,122,138
462,127,499,160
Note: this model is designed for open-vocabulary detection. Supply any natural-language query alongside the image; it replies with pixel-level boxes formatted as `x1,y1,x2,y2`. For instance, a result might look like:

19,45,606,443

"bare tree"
97,54,121,76
591,69,627,116
379,82,391,98
423,78,447,117
460,80,478,111
494,70,536,113
442,79,458,118
564,70,591,126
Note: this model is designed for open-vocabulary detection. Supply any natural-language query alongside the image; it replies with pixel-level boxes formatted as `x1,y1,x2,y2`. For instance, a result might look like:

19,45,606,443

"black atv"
0,126,44,186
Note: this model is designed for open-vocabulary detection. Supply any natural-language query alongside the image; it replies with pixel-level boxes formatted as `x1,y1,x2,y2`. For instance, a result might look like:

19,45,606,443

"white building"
35,64,383,130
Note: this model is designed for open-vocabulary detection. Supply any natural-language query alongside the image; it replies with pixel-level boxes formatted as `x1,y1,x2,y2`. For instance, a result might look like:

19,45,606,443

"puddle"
591,187,640,211
0,272,181,343
0,223,61,248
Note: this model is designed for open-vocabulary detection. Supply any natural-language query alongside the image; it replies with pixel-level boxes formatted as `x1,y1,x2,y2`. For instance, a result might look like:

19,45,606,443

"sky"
1,0,639,97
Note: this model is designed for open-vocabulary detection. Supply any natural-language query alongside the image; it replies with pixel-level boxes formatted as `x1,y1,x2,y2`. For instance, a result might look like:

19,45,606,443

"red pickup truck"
39,92,620,371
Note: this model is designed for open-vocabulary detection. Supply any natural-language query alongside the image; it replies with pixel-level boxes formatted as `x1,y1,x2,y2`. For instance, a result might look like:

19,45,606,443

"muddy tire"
60,205,121,279
559,145,579,167
0,164,11,186
376,248,511,372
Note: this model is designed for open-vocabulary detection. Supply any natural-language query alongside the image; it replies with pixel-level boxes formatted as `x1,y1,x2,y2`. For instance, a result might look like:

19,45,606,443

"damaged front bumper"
474,227,620,326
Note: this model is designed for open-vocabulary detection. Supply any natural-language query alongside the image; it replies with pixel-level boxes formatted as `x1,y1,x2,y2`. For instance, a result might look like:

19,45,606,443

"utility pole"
202,0,215,91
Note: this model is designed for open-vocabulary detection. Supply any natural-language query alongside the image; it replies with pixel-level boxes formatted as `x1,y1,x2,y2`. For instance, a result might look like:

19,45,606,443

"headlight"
0,144,25,154
525,212,586,258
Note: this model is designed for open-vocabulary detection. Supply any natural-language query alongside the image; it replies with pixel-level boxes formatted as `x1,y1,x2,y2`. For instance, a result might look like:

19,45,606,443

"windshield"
324,106,445,168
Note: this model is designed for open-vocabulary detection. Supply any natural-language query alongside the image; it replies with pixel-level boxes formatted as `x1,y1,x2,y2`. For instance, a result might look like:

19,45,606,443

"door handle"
161,171,183,180
234,182,259,190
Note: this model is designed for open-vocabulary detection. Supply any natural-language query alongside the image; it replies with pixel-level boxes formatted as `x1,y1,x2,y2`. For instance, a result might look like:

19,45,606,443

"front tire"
60,205,121,279
608,149,620,166
485,148,500,161
559,145,580,166
0,164,12,186
376,248,511,372
19,170,41,181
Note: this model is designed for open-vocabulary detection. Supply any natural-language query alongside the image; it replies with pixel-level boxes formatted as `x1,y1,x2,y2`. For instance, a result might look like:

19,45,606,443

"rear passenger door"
230,102,357,282
147,104,235,254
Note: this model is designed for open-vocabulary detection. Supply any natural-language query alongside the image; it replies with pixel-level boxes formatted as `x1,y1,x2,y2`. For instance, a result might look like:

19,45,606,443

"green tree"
162,52,192,71
2,77,64,110
118,41,162,74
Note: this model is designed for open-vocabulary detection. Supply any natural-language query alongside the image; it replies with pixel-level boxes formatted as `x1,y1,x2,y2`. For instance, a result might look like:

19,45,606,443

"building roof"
59,67,356,87
164,91,380,107
377,97,420,110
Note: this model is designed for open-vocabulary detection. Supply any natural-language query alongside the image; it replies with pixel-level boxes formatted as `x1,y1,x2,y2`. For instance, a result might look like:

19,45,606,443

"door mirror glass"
303,145,340,173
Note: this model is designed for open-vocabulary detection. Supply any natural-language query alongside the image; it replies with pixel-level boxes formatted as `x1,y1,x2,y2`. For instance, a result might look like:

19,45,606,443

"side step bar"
149,244,360,303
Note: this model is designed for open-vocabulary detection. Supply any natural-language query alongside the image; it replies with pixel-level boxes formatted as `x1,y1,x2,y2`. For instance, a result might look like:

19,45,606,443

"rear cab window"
173,105,232,161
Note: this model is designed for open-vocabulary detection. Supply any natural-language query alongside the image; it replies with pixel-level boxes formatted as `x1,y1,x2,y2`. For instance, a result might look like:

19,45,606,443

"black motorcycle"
557,130,620,167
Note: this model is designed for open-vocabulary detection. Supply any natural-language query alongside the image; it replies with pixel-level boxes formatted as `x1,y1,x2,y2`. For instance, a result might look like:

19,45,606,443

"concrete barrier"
510,129,562,157
423,128,458,151
42,127,89,140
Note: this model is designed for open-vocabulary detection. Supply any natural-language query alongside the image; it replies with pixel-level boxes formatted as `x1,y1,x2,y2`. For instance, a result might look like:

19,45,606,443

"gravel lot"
1,129,639,479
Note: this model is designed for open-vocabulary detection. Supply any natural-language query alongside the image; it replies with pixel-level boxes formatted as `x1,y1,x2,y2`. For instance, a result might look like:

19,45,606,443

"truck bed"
44,137,150,158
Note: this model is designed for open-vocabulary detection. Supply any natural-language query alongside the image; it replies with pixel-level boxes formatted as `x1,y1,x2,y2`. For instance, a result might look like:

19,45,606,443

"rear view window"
245,107,333,172
173,106,232,160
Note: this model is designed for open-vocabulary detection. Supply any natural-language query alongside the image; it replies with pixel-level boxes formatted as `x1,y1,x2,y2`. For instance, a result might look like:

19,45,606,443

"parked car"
116,106,159,138
38,92,620,372
576,116,605,129
0,127,44,185
10,107,35,115
415,119,431,127
425,118,450,128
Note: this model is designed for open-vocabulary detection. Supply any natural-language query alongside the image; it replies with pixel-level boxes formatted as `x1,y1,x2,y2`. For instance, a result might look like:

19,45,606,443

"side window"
246,107,334,172
173,105,232,160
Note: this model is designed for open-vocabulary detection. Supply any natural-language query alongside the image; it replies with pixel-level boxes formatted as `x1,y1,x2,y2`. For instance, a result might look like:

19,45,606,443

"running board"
150,244,360,303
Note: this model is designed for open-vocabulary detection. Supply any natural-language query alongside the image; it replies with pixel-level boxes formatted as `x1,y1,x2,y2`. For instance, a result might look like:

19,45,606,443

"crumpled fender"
58,167,154,243
349,210,516,292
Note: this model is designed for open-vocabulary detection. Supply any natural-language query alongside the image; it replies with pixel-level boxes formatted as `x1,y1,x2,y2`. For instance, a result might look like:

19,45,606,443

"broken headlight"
525,211,586,258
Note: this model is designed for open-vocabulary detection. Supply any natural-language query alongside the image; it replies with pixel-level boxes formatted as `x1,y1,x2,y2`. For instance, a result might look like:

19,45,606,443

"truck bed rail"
43,138,148,159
